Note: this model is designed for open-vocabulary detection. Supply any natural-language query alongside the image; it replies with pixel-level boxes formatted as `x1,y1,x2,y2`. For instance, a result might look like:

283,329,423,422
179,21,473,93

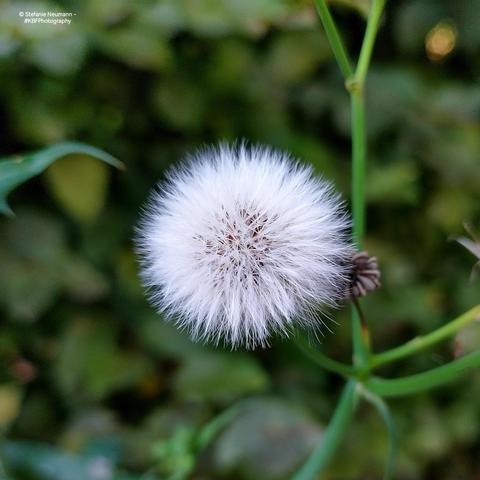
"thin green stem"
295,335,356,378
350,83,369,369
366,349,480,397
355,0,387,87
313,0,353,79
370,305,480,369
360,389,397,480
349,0,386,368
350,92,366,245
292,381,358,480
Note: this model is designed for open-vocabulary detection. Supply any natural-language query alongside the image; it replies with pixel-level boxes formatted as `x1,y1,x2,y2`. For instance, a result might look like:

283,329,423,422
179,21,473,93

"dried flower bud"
349,251,381,298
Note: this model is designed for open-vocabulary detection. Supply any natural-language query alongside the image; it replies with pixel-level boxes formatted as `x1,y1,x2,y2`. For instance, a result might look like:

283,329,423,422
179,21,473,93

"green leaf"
27,31,88,76
0,210,67,321
182,0,291,37
0,209,109,321
266,31,330,84
97,29,172,70
62,256,110,302
0,384,22,429
0,142,123,216
154,78,207,131
139,316,204,361
55,317,152,402
151,426,196,480
215,398,323,480
44,154,110,223
173,352,269,402
366,161,419,205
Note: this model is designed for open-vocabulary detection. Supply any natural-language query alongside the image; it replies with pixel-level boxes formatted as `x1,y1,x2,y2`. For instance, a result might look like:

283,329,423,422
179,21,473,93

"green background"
0,0,479,478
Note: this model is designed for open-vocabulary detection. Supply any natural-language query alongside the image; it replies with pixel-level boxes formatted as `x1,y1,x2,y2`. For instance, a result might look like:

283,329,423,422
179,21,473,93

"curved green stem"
295,335,356,378
360,389,397,480
313,0,353,79
370,305,480,368
292,381,358,480
366,349,480,397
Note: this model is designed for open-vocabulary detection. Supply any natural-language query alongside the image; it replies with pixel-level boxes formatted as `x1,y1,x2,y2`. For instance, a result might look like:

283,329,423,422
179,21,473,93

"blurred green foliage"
0,0,480,479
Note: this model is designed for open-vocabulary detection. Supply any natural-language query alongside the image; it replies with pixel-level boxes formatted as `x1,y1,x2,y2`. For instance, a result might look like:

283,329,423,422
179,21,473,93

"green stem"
295,335,356,378
350,76,369,370
350,0,386,244
349,0,386,369
370,305,480,369
355,0,387,87
313,0,353,79
360,389,397,480
292,381,358,480
350,92,366,245
366,349,480,397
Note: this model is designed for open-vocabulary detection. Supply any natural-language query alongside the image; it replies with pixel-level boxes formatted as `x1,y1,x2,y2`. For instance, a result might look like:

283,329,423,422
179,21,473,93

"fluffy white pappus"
135,143,353,349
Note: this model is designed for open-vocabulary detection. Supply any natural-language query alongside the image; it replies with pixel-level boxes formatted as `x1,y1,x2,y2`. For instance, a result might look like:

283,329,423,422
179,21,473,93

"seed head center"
195,206,272,278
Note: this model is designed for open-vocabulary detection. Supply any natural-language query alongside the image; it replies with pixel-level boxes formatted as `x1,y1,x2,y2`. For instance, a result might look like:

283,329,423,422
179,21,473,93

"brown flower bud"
349,251,381,298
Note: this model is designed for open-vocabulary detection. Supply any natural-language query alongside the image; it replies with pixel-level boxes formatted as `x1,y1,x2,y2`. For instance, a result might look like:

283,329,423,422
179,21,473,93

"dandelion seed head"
135,143,353,348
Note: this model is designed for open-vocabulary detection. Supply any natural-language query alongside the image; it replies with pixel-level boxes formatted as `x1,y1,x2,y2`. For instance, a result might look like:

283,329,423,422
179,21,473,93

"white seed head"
135,143,353,349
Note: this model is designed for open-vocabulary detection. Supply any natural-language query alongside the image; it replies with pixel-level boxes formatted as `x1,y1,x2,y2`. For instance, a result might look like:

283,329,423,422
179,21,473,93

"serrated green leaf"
0,142,123,216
